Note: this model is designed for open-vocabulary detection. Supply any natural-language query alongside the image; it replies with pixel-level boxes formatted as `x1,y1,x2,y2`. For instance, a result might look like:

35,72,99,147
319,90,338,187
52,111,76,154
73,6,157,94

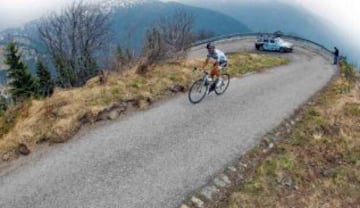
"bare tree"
137,28,165,74
143,28,165,62
157,10,195,55
39,1,111,87
110,44,137,72
137,10,196,74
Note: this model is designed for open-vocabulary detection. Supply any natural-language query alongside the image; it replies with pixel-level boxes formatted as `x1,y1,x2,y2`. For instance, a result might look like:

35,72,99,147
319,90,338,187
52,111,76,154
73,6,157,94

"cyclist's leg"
210,67,220,77
218,60,227,75
210,61,220,76
219,60,227,70
209,66,220,92
216,61,227,87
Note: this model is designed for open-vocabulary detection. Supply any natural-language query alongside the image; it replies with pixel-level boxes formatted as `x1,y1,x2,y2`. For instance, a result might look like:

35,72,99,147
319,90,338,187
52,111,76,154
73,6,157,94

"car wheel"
279,47,285,53
259,45,264,51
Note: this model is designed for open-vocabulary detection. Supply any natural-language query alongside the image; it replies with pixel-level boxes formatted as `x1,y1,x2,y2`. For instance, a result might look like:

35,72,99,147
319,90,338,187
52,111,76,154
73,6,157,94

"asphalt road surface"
0,38,336,208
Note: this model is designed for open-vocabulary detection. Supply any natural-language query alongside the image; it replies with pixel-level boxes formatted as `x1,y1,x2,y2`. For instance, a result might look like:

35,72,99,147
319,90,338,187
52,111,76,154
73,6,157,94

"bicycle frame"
189,67,230,104
194,68,215,87
202,72,212,86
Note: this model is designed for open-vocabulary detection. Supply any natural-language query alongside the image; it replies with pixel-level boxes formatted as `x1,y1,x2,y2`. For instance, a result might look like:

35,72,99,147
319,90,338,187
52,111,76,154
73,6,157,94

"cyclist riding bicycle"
202,42,228,92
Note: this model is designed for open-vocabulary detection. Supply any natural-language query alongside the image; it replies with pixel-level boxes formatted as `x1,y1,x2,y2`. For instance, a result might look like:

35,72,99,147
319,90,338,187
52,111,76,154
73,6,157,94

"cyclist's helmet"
206,42,215,49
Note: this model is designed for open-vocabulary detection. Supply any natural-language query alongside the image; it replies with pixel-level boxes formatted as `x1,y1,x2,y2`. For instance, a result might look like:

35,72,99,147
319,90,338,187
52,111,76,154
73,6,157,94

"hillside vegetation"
0,0,251,77
0,53,288,162
205,61,360,208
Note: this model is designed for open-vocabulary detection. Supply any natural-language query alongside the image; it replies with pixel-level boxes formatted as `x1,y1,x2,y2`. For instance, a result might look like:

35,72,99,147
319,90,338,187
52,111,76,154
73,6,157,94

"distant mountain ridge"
0,0,251,49
102,0,157,8
0,0,251,84
176,1,337,47
175,0,359,66
110,1,251,51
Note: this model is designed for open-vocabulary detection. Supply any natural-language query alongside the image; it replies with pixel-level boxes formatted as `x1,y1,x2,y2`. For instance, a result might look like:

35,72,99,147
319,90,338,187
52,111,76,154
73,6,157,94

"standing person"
202,42,228,93
333,47,339,65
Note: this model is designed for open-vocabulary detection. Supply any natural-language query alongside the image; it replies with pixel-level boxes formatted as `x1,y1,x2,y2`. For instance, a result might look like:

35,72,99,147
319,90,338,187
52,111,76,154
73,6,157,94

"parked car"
255,36,293,53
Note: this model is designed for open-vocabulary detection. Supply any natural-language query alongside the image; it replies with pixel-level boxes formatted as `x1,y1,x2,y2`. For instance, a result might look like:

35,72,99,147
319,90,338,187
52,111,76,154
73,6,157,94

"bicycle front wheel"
215,73,230,95
188,79,208,104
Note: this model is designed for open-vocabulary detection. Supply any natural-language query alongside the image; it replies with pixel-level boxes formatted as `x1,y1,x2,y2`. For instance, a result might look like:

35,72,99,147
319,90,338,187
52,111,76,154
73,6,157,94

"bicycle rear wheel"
188,79,208,104
215,73,230,95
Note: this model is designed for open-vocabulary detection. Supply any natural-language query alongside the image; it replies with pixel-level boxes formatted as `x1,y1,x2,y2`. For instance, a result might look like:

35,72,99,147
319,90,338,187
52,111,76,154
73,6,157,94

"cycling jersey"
207,49,227,63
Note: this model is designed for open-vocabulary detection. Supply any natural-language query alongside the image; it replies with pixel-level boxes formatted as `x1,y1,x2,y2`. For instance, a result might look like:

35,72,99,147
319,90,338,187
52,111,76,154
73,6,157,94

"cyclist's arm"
202,57,210,69
214,54,221,69
214,60,220,67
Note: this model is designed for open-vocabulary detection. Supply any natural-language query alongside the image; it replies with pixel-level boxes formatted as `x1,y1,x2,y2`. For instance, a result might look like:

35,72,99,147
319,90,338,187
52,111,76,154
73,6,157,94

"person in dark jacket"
333,47,339,65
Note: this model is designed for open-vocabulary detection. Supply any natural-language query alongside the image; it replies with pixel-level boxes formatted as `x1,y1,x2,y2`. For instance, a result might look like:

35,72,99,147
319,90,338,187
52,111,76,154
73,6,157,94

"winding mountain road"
0,37,336,208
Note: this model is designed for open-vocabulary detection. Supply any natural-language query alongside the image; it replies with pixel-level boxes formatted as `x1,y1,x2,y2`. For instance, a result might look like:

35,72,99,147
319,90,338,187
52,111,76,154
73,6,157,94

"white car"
255,37,294,53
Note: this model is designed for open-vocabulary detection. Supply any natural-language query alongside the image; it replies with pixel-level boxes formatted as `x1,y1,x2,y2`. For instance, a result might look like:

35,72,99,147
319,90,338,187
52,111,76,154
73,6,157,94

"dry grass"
226,53,289,76
0,53,287,161
222,61,360,208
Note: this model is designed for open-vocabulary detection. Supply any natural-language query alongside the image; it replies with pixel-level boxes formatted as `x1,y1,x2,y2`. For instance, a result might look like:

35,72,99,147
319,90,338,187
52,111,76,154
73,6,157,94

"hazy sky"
0,0,73,29
173,0,360,50
295,0,359,49
0,0,359,50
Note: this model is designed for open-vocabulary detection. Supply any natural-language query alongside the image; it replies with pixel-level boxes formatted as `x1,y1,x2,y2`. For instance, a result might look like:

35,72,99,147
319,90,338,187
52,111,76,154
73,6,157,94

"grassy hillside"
202,61,360,208
0,53,288,162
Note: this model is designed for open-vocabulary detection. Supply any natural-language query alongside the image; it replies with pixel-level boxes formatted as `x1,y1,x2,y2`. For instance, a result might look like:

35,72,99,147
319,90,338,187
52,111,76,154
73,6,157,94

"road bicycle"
188,68,230,104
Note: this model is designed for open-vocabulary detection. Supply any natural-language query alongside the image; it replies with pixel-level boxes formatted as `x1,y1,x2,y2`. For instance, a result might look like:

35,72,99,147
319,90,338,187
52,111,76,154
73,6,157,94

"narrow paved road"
0,38,336,208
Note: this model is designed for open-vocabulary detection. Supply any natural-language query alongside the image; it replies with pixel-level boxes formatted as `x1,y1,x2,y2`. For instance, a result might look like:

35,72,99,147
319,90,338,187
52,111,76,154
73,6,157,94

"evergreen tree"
36,61,54,97
4,43,39,101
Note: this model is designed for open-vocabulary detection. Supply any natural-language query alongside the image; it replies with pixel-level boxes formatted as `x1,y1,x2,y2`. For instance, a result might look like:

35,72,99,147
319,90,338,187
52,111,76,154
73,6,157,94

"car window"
270,40,275,43
264,39,269,43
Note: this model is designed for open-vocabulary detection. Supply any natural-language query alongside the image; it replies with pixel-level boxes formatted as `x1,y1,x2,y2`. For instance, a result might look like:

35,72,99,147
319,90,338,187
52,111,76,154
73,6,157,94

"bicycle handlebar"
193,67,208,74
